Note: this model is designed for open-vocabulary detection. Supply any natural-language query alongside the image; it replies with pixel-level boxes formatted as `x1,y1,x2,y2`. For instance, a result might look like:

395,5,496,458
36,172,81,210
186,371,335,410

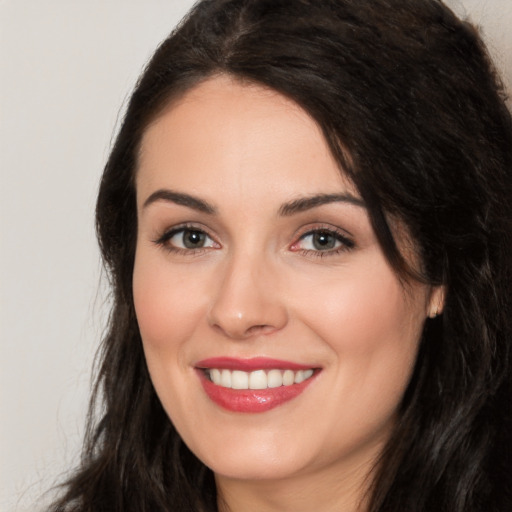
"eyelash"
291,225,355,258
153,223,218,256
153,224,355,257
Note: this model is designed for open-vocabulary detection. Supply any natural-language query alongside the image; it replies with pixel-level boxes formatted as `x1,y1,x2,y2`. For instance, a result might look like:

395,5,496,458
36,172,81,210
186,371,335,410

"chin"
208,453,308,482
184,427,313,482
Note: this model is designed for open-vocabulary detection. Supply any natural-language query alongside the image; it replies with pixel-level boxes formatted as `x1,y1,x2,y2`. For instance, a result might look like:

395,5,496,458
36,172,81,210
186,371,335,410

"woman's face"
133,76,438,484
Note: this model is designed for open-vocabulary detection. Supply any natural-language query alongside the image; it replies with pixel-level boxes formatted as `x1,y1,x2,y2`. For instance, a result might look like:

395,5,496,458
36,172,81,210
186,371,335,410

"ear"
427,286,445,319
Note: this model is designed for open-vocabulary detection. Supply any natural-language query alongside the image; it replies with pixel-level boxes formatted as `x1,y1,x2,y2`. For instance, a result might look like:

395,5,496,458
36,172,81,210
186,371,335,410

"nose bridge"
207,245,288,339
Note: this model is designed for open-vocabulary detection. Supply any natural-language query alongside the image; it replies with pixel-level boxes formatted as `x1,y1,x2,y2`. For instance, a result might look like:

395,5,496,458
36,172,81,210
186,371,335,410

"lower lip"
197,370,316,413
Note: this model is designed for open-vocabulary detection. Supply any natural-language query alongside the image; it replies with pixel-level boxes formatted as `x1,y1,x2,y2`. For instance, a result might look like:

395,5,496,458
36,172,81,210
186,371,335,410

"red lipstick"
195,357,318,413
196,357,313,371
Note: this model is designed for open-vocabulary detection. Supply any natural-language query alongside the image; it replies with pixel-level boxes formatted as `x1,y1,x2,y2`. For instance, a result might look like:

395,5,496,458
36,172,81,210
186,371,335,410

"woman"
50,0,512,511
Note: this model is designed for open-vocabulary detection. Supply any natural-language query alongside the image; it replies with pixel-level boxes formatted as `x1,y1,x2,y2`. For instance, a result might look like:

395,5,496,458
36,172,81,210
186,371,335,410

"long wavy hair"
50,1,512,511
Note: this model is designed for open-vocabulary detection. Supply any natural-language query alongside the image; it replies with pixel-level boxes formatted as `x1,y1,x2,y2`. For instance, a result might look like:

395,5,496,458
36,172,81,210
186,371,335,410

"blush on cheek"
133,256,212,358
310,274,410,350
133,285,166,345
133,257,175,351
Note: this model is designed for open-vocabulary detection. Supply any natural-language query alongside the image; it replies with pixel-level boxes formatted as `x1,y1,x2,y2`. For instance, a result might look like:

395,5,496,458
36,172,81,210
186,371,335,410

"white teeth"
294,370,305,384
220,369,232,388
267,369,283,388
282,369,295,386
231,370,249,389
210,368,221,385
294,369,314,384
206,368,315,389
249,370,267,389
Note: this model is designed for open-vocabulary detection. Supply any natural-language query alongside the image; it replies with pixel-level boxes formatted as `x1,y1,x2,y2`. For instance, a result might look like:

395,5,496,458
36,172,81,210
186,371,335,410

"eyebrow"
142,189,217,214
278,193,365,216
142,189,365,216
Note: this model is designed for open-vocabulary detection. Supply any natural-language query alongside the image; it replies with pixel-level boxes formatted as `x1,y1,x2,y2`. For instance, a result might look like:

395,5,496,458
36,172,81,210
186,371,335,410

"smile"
195,357,319,413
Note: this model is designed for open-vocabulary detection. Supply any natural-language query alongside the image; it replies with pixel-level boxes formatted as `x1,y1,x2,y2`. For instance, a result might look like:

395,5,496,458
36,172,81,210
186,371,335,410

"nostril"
210,320,279,340
246,324,275,336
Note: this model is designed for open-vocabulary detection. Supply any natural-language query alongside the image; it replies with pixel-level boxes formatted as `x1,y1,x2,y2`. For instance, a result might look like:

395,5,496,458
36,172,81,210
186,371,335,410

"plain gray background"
1,1,511,511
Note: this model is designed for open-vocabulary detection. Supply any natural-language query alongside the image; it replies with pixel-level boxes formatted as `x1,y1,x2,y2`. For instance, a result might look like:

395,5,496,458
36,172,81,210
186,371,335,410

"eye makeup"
152,223,220,256
290,224,355,258
152,220,356,260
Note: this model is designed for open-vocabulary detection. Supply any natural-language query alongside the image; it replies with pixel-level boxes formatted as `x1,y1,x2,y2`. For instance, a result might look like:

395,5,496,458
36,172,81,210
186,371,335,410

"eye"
291,227,354,256
171,228,214,249
301,231,340,251
154,226,218,252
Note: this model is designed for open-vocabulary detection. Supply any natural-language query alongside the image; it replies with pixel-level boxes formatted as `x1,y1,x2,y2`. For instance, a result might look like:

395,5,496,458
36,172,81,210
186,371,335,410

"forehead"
136,75,358,201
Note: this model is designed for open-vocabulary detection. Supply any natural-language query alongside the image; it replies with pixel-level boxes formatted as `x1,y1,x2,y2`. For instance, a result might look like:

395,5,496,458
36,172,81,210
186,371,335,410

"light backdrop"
1,1,510,510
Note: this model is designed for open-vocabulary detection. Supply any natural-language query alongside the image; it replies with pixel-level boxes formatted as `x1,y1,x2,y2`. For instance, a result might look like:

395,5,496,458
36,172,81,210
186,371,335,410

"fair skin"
133,75,442,512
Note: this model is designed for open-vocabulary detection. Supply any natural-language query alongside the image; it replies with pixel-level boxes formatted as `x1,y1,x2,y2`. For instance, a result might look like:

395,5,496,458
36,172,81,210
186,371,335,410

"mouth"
195,357,320,413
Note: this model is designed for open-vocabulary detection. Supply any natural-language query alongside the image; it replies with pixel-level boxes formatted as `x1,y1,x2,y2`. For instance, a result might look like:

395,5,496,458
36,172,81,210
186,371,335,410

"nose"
207,253,288,340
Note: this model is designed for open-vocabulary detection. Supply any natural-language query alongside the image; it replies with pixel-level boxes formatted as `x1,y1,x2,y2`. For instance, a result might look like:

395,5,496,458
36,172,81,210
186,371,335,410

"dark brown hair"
50,1,512,510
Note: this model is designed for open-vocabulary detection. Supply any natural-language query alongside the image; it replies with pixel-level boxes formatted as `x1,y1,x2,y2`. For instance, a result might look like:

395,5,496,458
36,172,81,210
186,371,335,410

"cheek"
291,265,426,451
336,278,415,346
132,250,214,432
132,249,208,361
296,261,422,342
290,258,426,402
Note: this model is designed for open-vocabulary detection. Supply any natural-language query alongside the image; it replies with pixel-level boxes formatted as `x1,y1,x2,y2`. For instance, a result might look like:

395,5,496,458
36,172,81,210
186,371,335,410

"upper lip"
195,357,317,371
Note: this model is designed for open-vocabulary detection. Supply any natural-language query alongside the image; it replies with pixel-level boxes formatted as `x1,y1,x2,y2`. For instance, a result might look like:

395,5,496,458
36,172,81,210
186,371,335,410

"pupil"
313,231,335,250
184,230,205,248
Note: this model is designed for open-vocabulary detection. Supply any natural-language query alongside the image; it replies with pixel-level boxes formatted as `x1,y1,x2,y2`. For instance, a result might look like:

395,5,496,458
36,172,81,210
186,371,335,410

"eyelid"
153,223,220,252
152,222,354,257
290,224,355,254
